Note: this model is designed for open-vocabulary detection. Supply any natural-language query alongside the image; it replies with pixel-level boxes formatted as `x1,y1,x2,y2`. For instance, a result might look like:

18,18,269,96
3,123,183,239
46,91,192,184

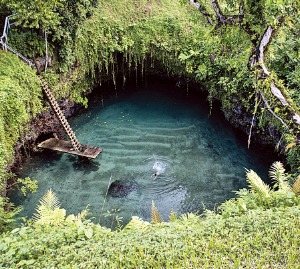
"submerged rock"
108,179,138,198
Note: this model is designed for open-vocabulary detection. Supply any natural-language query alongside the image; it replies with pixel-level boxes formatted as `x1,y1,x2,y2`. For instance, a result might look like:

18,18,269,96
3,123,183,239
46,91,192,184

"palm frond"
246,169,271,199
292,175,300,195
151,200,163,224
269,161,291,192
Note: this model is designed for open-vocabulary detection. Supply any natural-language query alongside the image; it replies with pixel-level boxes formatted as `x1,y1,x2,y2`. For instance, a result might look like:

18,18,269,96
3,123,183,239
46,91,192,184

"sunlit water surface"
11,81,275,227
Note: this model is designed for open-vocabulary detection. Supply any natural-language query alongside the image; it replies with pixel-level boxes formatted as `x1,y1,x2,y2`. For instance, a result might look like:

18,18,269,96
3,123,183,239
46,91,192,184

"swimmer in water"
150,160,167,179
152,171,160,179
152,161,162,179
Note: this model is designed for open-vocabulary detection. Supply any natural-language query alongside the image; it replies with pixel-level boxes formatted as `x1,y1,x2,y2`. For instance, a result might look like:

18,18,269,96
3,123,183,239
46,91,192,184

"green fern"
292,175,300,195
169,209,178,222
36,189,60,211
269,162,291,192
124,216,150,231
151,201,163,224
33,189,65,225
246,169,271,199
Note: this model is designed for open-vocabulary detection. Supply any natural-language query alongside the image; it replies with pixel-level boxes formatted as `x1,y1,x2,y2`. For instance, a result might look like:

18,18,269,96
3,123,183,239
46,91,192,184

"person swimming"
152,171,160,179
152,161,166,179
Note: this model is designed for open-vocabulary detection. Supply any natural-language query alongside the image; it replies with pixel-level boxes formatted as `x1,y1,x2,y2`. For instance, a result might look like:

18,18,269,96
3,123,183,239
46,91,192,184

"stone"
108,179,137,198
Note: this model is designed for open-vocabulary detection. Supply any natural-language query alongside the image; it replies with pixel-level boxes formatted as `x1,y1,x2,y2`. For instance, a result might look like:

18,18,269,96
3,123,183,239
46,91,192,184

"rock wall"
11,98,82,173
223,103,282,149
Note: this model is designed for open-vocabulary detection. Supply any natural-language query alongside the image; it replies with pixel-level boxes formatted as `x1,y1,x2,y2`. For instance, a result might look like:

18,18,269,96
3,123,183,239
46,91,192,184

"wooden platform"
38,138,102,159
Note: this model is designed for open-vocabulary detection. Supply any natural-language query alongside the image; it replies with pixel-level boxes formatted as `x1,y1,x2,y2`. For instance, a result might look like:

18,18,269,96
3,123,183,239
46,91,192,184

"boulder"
108,179,137,198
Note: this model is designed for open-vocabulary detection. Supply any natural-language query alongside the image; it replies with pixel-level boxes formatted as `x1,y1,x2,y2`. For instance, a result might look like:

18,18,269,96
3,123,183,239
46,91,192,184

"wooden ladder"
39,76,82,151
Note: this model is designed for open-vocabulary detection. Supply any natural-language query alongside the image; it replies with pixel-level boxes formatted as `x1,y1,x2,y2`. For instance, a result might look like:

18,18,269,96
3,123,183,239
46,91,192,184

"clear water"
11,81,275,227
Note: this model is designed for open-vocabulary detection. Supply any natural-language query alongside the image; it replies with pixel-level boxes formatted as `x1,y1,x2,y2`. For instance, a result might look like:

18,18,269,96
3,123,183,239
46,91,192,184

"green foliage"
0,3,300,268
0,203,299,268
33,189,63,225
220,162,300,217
2,0,99,73
0,50,42,194
16,177,38,197
53,0,98,68
0,142,8,188
151,200,163,224
71,0,197,93
268,16,300,105
2,0,64,31
286,143,300,173
8,30,49,58
0,196,21,233
103,208,123,230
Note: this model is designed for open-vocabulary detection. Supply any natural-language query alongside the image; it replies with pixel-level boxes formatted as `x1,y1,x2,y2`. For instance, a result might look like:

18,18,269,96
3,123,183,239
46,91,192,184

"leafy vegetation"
0,51,42,182
0,168,300,268
1,0,300,266
151,200,163,224
220,161,300,216
0,50,41,231
0,196,21,234
2,0,300,157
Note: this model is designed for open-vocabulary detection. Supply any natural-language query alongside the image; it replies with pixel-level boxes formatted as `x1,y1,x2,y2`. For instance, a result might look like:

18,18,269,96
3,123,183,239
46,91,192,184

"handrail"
5,43,34,67
0,14,34,67
0,14,96,154
1,14,16,47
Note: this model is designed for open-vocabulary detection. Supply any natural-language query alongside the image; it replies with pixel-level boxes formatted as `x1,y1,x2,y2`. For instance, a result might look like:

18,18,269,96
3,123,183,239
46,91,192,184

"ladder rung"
39,76,82,149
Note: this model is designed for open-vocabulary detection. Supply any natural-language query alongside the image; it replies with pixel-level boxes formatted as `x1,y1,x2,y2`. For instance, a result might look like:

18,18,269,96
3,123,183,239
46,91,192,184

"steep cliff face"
223,105,281,147
11,98,81,173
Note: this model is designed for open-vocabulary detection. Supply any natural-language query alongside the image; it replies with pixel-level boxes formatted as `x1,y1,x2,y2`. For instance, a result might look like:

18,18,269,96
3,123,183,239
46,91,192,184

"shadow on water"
38,149,63,165
68,156,101,174
10,78,278,227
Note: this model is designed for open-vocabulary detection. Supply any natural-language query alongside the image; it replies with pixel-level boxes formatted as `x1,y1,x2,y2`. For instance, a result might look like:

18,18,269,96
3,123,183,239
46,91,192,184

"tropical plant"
169,209,178,222
151,200,163,224
292,175,300,195
103,208,123,230
33,189,66,225
246,169,271,203
1,204,299,268
2,0,64,31
269,161,291,192
0,196,21,233
220,161,300,217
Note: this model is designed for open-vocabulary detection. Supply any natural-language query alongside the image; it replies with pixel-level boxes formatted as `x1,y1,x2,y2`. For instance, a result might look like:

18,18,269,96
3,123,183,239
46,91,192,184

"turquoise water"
12,81,275,227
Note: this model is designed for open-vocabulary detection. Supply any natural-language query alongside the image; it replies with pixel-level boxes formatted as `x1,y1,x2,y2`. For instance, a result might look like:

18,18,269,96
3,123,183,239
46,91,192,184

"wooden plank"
38,138,102,159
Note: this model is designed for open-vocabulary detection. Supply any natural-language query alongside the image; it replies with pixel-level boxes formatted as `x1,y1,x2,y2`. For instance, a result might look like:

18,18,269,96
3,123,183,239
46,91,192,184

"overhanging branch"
260,92,288,129
189,1,214,25
190,0,300,133
190,0,246,30
251,23,300,130
211,0,243,28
